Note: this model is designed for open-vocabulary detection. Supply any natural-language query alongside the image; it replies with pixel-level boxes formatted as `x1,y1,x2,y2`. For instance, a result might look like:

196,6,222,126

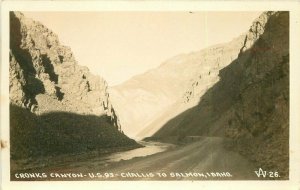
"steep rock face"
111,34,246,138
182,12,275,105
153,12,289,177
10,12,120,129
9,12,139,160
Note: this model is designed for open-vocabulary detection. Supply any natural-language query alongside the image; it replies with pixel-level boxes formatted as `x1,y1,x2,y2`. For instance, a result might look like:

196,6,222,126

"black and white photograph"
1,1,300,190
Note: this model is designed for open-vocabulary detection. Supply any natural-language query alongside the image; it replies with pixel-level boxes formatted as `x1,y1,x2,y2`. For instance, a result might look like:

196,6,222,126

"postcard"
1,1,300,190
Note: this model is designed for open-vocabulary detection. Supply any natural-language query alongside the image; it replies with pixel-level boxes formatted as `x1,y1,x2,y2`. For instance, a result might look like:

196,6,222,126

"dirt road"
12,137,259,181
83,137,258,180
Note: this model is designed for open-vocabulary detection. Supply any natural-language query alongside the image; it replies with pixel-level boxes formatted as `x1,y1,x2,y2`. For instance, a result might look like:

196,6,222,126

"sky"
24,11,262,86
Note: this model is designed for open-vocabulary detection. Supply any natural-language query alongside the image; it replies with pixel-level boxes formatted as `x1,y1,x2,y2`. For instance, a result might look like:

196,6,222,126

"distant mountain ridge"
110,34,246,138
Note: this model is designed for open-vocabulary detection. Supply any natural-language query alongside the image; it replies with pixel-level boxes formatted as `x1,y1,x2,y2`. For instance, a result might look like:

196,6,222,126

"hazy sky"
24,11,261,86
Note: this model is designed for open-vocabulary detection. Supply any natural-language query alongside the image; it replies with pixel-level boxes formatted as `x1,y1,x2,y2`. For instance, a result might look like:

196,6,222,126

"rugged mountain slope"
152,11,289,177
9,12,140,161
110,34,246,138
139,11,273,138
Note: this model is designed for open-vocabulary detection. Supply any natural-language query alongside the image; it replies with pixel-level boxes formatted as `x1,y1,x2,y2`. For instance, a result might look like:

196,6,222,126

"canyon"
9,11,289,180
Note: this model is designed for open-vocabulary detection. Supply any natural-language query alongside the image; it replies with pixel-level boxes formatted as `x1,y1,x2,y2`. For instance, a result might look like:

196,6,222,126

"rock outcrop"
10,12,121,129
9,12,139,161
152,11,289,178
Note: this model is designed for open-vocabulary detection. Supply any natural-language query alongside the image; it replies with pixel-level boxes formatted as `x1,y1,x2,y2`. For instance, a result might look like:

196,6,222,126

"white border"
1,1,300,190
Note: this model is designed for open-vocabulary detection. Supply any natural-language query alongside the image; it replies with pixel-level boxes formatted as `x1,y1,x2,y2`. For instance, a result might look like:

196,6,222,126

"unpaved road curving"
84,137,258,180
12,137,259,180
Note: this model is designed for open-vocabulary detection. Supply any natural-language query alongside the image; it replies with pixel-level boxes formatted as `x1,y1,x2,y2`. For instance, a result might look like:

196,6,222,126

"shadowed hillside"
152,11,289,178
10,104,138,161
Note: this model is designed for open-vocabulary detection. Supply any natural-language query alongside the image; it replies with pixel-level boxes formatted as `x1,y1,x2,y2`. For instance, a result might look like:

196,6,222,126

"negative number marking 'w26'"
254,168,280,178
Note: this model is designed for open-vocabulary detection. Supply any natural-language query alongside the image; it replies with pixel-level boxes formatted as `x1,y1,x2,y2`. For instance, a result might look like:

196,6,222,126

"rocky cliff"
152,11,289,178
10,12,120,127
9,12,139,161
111,33,246,138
